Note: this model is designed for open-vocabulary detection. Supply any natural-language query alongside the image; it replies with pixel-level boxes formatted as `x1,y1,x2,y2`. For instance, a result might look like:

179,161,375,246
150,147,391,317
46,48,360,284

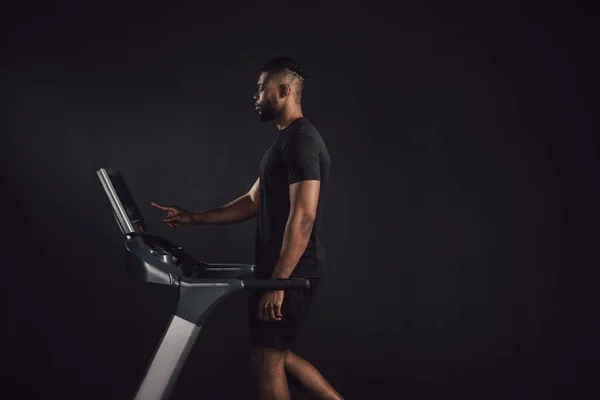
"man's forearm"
192,193,257,225
271,214,315,279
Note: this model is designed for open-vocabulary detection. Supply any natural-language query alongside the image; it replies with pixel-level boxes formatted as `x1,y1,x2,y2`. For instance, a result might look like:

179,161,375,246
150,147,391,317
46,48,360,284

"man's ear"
279,85,290,98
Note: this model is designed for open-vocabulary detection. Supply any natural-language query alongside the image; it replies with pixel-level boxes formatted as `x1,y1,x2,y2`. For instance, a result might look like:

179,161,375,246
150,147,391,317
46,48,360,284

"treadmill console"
96,168,204,283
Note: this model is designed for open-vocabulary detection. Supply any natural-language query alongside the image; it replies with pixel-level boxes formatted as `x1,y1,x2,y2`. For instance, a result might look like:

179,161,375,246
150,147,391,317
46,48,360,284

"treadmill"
96,168,310,400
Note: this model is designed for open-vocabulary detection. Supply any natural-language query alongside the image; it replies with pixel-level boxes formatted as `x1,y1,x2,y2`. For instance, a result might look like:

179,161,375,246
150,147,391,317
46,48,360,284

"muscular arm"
271,180,320,279
192,178,259,225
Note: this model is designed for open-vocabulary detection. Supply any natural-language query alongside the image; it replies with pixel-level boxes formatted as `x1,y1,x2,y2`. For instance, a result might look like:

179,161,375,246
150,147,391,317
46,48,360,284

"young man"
152,57,342,400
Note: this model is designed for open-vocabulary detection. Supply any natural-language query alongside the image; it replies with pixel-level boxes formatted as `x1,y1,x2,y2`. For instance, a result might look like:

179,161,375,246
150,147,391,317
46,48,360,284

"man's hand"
258,290,285,321
151,202,195,228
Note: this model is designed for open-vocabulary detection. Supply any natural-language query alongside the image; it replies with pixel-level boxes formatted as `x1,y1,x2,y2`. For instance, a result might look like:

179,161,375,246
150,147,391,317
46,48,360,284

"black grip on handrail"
242,278,310,291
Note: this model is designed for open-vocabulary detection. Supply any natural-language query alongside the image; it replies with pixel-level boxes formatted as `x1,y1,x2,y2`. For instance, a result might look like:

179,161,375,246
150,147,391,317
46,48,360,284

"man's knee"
251,346,289,373
283,350,294,365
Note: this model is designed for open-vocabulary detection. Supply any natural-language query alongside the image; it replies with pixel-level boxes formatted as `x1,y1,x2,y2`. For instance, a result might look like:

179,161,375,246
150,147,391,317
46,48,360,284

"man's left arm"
272,134,322,279
271,180,320,279
259,134,321,321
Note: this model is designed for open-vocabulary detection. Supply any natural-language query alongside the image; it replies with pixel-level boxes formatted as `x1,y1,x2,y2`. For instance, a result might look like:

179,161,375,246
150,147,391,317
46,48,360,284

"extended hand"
258,290,285,321
151,202,194,228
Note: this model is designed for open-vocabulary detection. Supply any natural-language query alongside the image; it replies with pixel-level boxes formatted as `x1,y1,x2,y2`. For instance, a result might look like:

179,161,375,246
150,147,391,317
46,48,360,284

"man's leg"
252,346,290,400
248,279,343,399
284,351,344,400
252,347,343,400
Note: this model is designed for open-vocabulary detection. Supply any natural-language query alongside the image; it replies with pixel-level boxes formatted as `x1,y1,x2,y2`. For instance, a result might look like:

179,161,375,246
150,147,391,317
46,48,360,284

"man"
152,57,343,400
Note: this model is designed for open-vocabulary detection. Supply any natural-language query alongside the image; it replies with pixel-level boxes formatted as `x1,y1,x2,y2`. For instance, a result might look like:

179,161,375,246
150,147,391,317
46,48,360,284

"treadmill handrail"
242,278,310,291
178,276,311,291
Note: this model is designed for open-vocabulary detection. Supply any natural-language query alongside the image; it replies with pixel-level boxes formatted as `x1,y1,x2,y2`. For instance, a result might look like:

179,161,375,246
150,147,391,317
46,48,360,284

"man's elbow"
293,212,315,236
302,212,316,224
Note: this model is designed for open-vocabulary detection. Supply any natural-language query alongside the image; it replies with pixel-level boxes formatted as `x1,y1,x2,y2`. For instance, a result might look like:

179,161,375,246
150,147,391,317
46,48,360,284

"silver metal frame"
133,315,201,400
97,168,136,234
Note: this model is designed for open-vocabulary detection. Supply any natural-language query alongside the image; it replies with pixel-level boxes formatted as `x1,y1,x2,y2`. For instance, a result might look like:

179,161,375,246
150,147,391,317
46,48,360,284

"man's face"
254,72,280,122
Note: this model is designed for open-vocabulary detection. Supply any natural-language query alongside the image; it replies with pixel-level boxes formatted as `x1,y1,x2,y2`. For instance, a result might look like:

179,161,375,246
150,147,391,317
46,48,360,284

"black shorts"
248,278,321,350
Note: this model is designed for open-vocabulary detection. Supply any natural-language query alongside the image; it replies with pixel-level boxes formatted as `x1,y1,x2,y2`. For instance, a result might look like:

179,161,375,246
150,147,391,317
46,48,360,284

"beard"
258,95,279,122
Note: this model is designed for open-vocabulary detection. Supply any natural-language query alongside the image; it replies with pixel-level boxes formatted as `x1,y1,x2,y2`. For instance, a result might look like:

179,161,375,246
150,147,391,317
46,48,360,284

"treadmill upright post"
133,315,200,400
133,280,244,400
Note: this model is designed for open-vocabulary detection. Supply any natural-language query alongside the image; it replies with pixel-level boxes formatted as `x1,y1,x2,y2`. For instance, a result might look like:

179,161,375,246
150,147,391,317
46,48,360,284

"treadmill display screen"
110,172,143,224
97,168,147,234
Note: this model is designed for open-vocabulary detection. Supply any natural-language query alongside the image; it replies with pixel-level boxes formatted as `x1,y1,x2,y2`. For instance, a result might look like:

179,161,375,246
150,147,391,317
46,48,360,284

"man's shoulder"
293,118,321,138
284,118,326,149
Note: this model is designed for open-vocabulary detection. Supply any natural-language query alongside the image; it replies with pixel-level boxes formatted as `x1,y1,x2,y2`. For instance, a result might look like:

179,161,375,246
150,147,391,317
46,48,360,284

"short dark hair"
261,57,307,80
261,57,306,103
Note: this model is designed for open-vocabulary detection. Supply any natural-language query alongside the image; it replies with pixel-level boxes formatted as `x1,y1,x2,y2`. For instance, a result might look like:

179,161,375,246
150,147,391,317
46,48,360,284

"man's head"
254,57,306,122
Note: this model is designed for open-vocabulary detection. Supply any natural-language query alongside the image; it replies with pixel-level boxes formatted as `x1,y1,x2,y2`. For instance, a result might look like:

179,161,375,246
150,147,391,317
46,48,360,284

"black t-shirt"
255,117,330,279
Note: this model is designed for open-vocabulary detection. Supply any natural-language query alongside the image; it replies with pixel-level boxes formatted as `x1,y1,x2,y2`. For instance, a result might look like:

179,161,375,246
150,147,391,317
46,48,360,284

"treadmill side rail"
175,279,244,325
199,262,255,279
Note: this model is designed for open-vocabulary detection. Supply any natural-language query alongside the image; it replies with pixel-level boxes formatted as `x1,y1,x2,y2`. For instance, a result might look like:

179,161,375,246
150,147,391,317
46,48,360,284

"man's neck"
275,109,304,131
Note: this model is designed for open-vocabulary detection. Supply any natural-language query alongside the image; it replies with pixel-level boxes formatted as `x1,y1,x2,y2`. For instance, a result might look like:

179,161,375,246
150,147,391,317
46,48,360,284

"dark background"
2,1,598,399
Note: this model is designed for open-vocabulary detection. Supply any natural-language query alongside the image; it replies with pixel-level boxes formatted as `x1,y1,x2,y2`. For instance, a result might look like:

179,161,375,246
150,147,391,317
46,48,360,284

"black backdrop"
2,1,598,399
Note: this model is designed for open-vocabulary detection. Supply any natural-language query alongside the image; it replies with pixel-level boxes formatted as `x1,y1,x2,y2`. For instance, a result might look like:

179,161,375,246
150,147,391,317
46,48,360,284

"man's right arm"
191,178,259,225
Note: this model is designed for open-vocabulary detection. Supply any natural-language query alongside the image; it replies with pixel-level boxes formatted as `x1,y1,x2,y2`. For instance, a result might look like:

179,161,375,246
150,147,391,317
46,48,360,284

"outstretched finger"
151,202,171,210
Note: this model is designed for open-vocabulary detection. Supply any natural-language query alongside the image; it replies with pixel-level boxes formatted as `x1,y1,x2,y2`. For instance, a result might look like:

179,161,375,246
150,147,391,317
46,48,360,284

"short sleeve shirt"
255,117,330,278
